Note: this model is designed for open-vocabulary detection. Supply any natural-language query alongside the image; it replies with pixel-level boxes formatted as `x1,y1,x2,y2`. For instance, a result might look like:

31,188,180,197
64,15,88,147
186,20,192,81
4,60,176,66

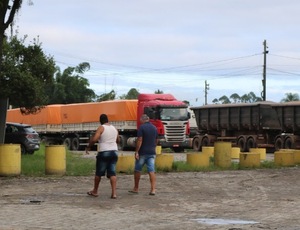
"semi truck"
272,101,300,150
190,102,282,152
7,93,191,152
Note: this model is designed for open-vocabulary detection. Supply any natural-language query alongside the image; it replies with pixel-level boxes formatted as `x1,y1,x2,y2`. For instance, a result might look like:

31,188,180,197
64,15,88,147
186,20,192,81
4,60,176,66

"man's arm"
85,126,104,154
135,136,142,159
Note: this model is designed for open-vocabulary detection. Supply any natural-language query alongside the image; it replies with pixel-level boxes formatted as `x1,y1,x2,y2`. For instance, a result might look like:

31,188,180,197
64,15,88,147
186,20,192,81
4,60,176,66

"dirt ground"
1,153,300,230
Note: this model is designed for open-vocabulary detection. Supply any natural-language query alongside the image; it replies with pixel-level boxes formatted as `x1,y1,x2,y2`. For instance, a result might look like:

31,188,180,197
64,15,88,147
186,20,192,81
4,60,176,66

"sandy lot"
1,153,300,230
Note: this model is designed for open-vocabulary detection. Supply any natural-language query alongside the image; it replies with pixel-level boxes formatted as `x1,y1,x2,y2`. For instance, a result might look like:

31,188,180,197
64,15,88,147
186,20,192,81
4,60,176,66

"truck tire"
284,137,293,149
118,135,128,151
71,137,80,151
237,136,247,152
201,137,209,147
275,137,283,151
63,138,72,150
192,137,201,151
246,137,256,151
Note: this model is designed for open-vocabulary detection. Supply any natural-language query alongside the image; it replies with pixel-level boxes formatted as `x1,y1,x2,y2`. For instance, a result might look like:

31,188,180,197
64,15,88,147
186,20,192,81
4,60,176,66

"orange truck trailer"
7,94,191,152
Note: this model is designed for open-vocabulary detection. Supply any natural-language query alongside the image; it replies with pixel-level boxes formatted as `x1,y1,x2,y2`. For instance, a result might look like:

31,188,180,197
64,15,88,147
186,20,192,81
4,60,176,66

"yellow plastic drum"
155,146,162,155
116,155,135,173
187,153,209,168
293,150,300,164
202,146,214,157
45,145,66,175
239,153,261,168
214,142,232,168
231,147,240,159
0,144,21,176
155,154,174,170
249,148,266,160
274,150,295,167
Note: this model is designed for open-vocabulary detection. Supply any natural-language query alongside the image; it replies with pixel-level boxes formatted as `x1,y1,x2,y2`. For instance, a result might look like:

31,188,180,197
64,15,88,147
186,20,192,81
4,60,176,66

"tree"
119,88,139,99
154,89,163,94
97,90,116,102
126,88,139,99
230,93,240,103
1,35,56,108
48,62,96,104
218,95,231,104
0,0,24,143
0,0,24,64
212,98,219,104
281,93,300,102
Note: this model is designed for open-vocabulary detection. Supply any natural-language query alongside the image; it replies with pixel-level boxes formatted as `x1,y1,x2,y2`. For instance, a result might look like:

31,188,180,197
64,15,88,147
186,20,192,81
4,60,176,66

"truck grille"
163,123,186,142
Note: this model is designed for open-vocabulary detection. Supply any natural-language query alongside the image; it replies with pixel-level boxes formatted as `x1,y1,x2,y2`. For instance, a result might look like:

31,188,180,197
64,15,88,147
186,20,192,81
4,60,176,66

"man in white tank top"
86,114,120,199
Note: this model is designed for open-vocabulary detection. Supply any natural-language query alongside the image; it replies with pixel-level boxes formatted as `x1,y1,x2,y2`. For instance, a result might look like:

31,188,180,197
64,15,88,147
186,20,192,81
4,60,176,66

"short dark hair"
99,114,109,125
140,114,149,122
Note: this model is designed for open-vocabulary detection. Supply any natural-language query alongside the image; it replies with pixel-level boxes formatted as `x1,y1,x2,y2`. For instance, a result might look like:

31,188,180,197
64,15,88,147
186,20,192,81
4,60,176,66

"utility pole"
204,80,209,105
262,40,268,101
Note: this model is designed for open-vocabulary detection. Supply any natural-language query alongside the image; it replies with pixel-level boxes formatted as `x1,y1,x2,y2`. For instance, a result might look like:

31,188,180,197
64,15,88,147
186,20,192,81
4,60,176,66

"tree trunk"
0,98,8,143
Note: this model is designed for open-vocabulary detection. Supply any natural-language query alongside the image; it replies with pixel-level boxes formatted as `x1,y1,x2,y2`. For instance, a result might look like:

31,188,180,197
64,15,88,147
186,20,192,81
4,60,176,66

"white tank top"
98,124,118,152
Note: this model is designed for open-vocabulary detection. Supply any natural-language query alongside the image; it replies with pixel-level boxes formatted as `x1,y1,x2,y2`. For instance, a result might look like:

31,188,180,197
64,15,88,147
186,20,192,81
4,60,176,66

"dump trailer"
7,94,191,152
272,101,300,150
191,102,282,152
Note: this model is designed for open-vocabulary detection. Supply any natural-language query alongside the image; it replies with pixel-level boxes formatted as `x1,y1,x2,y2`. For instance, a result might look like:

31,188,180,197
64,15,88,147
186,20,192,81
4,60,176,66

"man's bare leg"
132,171,141,192
149,171,156,194
110,175,117,198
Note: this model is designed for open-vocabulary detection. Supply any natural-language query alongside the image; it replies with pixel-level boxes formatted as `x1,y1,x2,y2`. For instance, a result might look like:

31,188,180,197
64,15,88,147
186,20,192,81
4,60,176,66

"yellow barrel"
116,155,135,173
187,153,209,167
231,147,240,159
155,146,162,155
155,154,174,170
249,148,266,160
293,150,300,164
274,150,294,167
239,153,261,168
45,145,66,175
214,142,232,168
0,144,21,176
202,146,214,157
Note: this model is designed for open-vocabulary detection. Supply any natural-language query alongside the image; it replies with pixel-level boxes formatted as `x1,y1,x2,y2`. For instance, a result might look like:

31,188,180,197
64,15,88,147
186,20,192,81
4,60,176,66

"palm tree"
281,93,300,102
230,93,240,103
219,95,231,104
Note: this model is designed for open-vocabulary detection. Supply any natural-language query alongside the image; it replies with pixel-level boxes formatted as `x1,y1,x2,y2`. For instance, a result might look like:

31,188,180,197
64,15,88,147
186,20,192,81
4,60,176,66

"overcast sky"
14,0,300,106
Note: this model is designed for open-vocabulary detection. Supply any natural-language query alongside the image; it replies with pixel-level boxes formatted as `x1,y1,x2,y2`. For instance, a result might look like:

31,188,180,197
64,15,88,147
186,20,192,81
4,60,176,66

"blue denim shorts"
134,155,156,173
96,150,118,178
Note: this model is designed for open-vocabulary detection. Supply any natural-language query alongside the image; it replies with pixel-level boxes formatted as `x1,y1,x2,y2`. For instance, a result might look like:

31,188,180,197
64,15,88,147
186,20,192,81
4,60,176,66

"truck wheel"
284,137,293,149
246,137,256,152
118,135,128,151
71,137,80,151
192,137,201,151
201,137,209,147
275,137,283,151
63,138,72,150
237,136,247,152
21,144,26,154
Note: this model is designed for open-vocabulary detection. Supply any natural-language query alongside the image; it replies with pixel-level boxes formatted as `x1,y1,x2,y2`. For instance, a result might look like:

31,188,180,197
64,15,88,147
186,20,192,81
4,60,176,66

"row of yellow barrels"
188,143,265,169
2,143,300,176
116,143,265,171
0,144,66,176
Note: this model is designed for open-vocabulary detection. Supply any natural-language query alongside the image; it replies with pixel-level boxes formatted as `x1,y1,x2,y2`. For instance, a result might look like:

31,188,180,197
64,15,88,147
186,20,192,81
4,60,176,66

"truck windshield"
160,108,189,121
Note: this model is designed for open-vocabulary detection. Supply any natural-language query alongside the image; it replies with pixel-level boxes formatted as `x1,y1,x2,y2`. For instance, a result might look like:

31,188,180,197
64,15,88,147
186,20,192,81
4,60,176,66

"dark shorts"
96,150,118,178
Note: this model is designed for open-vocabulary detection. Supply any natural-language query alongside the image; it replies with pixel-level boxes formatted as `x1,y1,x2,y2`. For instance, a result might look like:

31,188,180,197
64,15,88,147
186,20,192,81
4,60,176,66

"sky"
12,0,300,106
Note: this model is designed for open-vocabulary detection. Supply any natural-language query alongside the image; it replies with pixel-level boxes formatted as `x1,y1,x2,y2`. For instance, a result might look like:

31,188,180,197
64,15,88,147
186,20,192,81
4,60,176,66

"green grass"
21,144,95,176
20,146,283,176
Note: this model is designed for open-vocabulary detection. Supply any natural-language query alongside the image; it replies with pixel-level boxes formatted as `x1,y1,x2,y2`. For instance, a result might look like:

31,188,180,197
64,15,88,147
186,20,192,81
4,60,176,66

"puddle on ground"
192,218,258,225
